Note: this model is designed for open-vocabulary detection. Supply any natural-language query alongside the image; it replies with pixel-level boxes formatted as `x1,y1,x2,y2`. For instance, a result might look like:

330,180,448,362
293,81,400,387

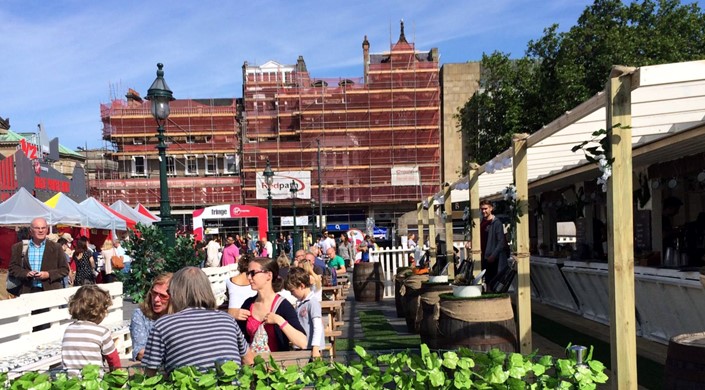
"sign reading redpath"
255,171,311,200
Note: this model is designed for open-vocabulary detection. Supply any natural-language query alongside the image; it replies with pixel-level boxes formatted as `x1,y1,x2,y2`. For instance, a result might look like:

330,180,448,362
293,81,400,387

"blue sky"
1,0,596,149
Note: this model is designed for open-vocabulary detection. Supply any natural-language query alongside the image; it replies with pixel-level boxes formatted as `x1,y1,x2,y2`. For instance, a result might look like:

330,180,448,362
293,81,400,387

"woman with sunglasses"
235,257,307,352
130,273,172,361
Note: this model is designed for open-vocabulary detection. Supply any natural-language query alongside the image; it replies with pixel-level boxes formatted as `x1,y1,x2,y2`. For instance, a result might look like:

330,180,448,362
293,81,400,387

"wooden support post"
606,67,638,389
428,197,437,269
468,163,482,275
513,133,532,354
417,202,424,253
443,183,455,280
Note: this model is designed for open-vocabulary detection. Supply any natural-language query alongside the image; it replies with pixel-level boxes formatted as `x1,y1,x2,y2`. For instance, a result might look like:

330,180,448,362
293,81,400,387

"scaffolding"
241,24,441,222
94,95,241,211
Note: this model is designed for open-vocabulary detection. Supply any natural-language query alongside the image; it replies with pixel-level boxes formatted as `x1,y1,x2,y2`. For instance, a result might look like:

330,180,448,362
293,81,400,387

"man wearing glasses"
9,217,69,294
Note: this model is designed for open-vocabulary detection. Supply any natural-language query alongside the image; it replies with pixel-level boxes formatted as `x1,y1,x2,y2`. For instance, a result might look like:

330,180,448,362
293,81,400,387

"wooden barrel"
403,274,428,333
437,294,517,353
394,267,413,318
664,332,705,389
353,262,385,302
419,282,453,349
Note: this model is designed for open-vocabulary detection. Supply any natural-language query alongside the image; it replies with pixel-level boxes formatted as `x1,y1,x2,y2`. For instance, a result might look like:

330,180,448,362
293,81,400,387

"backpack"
6,240,29,296
322,266,334,287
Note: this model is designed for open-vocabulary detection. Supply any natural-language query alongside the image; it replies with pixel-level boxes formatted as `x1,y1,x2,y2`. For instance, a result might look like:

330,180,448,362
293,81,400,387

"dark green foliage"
459,0,705,165
117,223,203,302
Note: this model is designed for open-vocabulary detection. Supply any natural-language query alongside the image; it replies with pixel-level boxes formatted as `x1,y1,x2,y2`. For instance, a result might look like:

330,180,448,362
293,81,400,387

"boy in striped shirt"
61,285,121,371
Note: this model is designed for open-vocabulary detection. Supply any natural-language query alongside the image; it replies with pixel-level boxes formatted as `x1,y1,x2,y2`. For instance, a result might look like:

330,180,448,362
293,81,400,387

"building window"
166,156,176,176
132,138,144,145
132,156,146,177
205,154,218,175
223,154,238,174
185,135,196,144
185,155,198,176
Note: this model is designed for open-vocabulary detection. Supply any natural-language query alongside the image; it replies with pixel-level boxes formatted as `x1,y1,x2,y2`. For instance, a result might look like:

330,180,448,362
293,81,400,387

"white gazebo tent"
0,187,82,226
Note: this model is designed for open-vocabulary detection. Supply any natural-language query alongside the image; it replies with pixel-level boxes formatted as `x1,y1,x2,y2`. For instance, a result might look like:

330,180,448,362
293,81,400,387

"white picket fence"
368,242,469,298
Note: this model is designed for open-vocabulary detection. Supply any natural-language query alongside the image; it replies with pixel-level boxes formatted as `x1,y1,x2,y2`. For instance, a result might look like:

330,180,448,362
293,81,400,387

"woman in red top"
234,257,306,352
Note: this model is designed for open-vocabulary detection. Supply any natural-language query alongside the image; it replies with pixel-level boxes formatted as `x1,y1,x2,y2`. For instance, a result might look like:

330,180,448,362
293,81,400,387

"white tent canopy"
45,193,116,229
0,187,82,226
445,60,705,199
110,200,154,226
78,198,128,231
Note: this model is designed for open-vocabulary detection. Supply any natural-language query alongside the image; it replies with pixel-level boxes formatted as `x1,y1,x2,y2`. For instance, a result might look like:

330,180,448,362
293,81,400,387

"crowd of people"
2,219,391,375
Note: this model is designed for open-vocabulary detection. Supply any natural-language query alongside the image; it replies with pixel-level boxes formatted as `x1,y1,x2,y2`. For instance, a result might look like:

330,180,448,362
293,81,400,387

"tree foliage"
459,0,705,165
117,224,203,302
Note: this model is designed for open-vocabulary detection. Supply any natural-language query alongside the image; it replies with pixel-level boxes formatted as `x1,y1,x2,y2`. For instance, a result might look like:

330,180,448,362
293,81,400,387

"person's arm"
130,310,150,360
310,316,324,358
335,258,346,274
100,327,121,368
43,244,69,282
265,312,308,349
104,349,121,368
488,221,506,260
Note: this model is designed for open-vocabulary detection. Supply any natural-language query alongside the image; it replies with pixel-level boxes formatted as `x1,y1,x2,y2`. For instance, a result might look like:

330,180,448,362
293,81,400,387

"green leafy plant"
117,223,203,302
3,344,608,389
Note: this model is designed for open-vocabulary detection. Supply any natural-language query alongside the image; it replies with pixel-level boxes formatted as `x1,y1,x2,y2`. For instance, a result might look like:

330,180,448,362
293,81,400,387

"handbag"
110,249,124,270
7,240,30,296
248,295,284,353
250,323,271,353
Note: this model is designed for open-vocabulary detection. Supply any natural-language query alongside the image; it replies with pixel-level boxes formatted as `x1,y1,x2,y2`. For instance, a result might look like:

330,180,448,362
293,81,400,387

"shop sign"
255,171,311,200
391,165,420,186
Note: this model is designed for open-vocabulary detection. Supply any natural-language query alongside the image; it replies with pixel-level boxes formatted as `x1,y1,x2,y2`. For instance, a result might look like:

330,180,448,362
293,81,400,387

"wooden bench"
0,283,129,377
203,264,239,307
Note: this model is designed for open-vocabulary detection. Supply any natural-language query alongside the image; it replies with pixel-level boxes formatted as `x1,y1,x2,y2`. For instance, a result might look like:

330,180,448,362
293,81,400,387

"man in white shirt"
263,236,273,258
204,236,221,267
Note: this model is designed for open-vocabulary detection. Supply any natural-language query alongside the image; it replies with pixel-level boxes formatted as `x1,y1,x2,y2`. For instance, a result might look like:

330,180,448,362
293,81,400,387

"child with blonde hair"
62,285,121,371
283,267,325,359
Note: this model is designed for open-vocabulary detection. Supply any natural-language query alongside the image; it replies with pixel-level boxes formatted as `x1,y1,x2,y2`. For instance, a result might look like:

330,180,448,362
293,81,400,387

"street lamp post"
145,63,176,247
263,159,276,254
310,198,317,243
290,180,299,254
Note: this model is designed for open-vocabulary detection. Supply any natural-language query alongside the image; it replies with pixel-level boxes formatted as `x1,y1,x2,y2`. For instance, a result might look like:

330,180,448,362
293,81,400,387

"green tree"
459,0,705,165
458,52,538,165
117,224,203,302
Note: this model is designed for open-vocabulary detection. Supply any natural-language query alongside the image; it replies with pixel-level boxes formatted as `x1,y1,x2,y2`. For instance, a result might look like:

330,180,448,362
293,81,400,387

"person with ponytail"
234,257,307,352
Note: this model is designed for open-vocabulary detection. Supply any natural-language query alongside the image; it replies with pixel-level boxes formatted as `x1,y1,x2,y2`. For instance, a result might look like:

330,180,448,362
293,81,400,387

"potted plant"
452,266,483,298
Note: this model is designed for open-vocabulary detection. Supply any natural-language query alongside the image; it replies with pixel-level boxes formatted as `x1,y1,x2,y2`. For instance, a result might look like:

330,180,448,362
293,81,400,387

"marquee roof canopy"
135,203,160,221
110,200,155,226
444,60,705,200
0,187,82,226
79,198,135,231
45,193,115,229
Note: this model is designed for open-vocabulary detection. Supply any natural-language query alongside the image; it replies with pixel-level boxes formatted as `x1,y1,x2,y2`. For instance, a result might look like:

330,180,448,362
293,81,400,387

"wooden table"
320,300,345,357
322,285,344,301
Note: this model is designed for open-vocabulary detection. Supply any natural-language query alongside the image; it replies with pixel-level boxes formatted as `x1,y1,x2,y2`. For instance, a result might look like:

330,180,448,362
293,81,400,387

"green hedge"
1,344,607,389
